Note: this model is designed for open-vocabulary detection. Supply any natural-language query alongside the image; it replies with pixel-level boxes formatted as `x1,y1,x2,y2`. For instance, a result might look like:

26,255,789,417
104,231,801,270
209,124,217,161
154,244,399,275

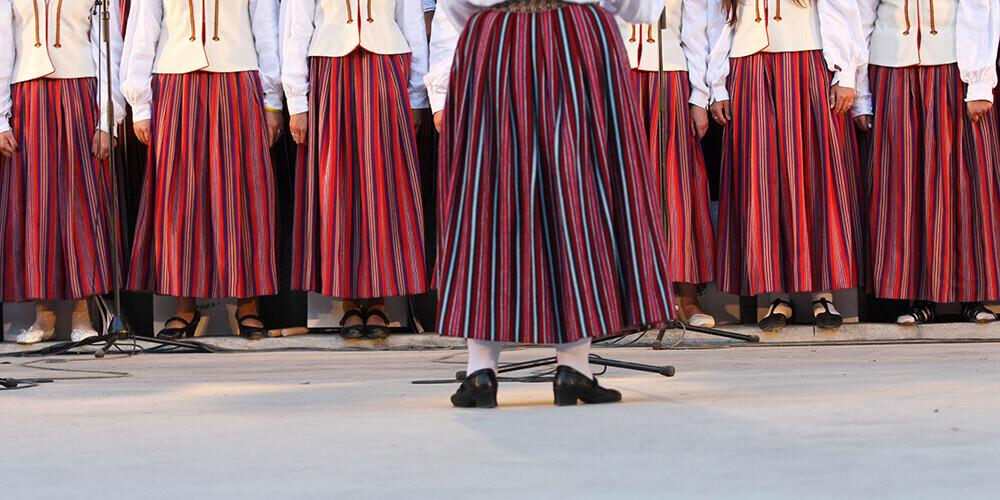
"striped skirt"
437,4,675,344
291,53,426,299
716,51,864,296
0,77,119,302
127,71,278,298
867,64,1000,303
631,70,715,285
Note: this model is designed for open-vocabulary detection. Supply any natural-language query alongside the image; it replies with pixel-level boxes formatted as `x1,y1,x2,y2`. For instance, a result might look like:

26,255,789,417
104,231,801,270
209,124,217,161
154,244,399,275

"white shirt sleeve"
120,0,163,122
681,0,711,108
91,1,127,135
706,5,733,102
281,0,313,115
852,0,876,116
0,0,14,134
957,0,999,102
600,0,663,25
399,0,430,109
423,0,436,12
251,0,283,111
817,0,866,90
425,5,460,113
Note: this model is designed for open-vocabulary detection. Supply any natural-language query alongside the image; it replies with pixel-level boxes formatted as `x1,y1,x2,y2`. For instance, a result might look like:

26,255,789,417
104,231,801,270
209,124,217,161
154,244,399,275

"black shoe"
758,298,792,332
451,369,498,408
897,300,935,326
339,308,365,339
552,365,622,406
156,311,201,340
813,297,843,330
962,302,996,324
237,314,268,340
363,308,390,339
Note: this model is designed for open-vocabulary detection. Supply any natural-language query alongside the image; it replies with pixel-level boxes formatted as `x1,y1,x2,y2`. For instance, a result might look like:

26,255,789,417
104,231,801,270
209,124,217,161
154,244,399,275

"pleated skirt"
631,70,715,285
716,51,864,296
0,77,119,302
437,4,675,344
127,71,278,298
291,53,426,299
867,64,1000,303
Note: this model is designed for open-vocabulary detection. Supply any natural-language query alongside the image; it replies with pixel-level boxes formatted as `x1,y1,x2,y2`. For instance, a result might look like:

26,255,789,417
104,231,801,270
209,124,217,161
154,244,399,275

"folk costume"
0,0,126,343
122,0,282,338
619,0,715,327
426,0,675,407
282,0,429,338
856,0,1000,325
707,0,867,331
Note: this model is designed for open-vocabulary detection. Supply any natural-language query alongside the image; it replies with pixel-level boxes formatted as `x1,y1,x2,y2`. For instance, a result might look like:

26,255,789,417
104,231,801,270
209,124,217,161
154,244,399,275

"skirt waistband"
487,0,587,12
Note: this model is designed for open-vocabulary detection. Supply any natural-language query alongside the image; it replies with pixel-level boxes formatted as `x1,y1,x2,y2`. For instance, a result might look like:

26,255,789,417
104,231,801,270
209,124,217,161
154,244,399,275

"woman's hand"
830,82,854,116
968,100,993,123
412,108,426,133
265,110,284,146
289,112,308,145
433,110,444,133
134,119,152,145
709,100,731,126
853,114,872,132
0,130,18,157
91,130,114,160
690,105,710,139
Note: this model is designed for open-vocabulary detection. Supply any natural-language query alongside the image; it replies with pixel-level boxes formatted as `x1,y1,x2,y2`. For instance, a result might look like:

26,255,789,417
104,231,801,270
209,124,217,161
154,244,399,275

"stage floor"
3,343,998,499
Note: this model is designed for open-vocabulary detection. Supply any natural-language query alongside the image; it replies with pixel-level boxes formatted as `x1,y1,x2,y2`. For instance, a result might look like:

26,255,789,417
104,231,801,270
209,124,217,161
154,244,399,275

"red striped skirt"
291,53,426,299
0,77,120,302
631,70,715,285
437,5,675,344
127,71,278,298
716,51,864,296
867,64,1000,302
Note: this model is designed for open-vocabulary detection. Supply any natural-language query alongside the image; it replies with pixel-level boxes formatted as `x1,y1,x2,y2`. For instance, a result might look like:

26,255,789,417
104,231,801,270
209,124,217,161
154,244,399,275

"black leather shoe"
236,313,268,340
451,369,498,408
813,298,843,330
156,311,201,340
363,308,390,339
339,308,365,339
758,298,792,332
552,365,622,406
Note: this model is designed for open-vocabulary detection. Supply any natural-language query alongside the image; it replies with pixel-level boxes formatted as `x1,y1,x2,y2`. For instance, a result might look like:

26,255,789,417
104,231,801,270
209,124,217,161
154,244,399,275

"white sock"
556,337,593,379
767,293,793,317
812,292,840,317
466,339,502,375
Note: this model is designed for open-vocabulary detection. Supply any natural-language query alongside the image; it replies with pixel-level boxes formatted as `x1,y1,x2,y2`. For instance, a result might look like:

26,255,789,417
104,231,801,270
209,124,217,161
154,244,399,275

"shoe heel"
474,391,498,408
554,390,579,406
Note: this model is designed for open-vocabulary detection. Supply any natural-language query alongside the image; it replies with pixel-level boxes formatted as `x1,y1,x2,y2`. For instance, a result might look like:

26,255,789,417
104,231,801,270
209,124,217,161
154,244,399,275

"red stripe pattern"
291,53,427,299
716,50,864,296
437,5,675,344
0,77,120,301
127,71,278,298
631,70,715,285
867,64,1000,302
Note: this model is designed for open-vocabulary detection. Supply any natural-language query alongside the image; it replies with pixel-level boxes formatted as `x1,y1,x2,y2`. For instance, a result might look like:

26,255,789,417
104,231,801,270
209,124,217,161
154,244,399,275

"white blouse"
0,0,126,134
282,0,429,115
706,0,867,103
681,0,711,108
853,0,1000,116
121,0,283,122
426,0,664,113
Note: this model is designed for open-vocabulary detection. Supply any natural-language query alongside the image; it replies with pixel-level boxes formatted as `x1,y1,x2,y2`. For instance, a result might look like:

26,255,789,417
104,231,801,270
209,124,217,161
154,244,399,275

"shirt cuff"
287,95,309,115
710,83,730,103
835,67,856,90
689,88,710,109
0,117,10,134
852,95,872,117
429,91,446,114
967,82,995,103
132,104,152,122
264,93,284,112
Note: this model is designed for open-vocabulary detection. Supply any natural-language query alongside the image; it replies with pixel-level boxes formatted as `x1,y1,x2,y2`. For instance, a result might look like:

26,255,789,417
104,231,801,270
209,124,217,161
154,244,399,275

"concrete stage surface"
3,343,998,499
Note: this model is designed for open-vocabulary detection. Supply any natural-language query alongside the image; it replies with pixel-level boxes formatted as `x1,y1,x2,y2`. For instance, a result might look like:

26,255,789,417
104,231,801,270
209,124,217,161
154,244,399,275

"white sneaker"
16,326,55,345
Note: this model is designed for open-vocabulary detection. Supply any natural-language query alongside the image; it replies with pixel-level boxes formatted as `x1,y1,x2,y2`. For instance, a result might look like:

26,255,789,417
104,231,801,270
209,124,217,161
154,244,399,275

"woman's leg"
812,291,843,330
555,337,593,379
163,297,197,329
71,298,99,341
676,282,714,327
236,298,263,328
466,339,502,375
